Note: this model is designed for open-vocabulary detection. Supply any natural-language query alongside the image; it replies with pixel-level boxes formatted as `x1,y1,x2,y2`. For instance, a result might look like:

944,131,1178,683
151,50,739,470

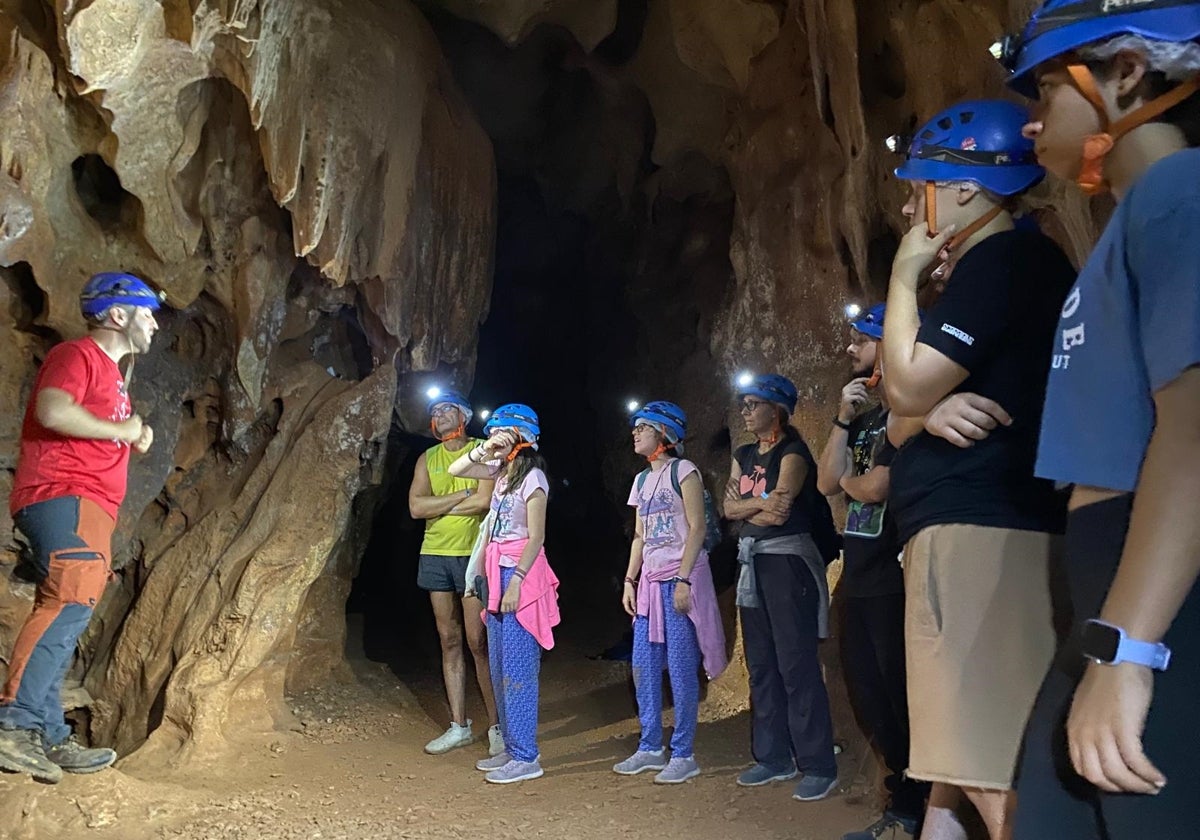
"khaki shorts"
904,524,1060,790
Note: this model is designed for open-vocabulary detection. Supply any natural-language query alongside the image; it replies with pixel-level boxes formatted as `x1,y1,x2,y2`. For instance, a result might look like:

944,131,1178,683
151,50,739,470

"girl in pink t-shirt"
615,401,727,785
450,403,559,785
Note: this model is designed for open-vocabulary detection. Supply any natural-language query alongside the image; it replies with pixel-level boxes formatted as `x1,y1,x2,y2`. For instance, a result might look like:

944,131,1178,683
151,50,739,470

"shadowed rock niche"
0,0,1108,781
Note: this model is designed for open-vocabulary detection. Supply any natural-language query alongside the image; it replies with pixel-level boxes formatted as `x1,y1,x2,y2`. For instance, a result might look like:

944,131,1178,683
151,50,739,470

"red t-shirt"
10,337,133,519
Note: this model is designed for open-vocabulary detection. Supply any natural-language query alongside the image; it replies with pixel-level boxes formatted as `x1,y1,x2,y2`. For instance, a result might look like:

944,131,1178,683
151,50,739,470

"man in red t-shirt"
0,272,163,783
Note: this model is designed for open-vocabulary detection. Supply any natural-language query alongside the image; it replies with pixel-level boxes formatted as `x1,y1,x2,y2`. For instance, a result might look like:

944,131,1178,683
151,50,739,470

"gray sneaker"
484,758,544,784
792,773,838,801
0,728,63,783
613,749,667,776
487,724,505,757
735,762,797,787
476,751,512,771
424,720,473,755
653,756,700,784
44,735,117,774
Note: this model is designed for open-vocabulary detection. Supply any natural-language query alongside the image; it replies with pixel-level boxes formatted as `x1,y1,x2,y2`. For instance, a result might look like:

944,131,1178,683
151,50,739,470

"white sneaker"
424,720,474,755
487,724,505,757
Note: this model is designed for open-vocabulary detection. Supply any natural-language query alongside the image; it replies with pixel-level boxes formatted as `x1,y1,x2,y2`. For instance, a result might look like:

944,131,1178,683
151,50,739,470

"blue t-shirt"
1036,148,1200,491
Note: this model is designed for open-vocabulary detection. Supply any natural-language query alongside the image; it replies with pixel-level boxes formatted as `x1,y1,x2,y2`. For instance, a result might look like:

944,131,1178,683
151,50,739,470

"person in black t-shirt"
880,100,1074,840
817,303,927,840
723,373,838,803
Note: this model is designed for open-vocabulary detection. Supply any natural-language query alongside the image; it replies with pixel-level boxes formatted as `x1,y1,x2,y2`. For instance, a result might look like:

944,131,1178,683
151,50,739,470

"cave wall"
0,0,495,766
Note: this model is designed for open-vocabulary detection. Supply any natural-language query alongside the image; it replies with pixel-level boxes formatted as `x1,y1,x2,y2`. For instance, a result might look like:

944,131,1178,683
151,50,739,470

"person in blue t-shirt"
991,4,1200,839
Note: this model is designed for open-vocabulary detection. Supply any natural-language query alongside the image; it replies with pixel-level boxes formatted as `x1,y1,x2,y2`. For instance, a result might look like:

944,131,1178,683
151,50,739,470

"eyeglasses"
739,399,767,414
430,405,460,417
632,423,655,434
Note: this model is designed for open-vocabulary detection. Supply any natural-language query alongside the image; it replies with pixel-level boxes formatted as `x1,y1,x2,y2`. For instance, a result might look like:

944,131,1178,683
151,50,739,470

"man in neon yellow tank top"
409,389,501,756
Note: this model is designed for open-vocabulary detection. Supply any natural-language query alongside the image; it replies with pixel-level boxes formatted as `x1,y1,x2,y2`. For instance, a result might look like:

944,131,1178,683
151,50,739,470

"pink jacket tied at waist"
636,553,728,680
483,538,561,651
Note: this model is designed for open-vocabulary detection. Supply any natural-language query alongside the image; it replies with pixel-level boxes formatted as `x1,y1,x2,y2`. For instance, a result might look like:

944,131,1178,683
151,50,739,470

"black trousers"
840,592,929,820
1014,495,1200,840
741,552,836,776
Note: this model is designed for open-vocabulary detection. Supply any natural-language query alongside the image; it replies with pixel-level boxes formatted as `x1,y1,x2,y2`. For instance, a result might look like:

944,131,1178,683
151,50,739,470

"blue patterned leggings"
632,580,701,758
487,566,542,763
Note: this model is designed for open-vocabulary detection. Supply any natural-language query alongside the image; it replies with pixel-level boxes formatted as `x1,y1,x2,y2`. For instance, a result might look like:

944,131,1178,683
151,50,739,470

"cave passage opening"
347,4,739,701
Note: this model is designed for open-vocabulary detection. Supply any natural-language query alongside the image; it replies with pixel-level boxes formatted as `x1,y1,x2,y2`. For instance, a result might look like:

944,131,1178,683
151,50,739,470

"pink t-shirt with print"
491,467,550,566
627,458,701,574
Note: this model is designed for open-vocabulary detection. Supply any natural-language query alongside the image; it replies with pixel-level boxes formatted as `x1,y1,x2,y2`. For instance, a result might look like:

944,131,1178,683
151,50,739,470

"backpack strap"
636,467,651,493
669,458,683,497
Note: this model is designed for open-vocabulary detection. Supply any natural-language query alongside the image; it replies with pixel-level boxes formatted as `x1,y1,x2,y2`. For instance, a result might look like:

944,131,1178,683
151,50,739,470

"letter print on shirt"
1054,284,1085,371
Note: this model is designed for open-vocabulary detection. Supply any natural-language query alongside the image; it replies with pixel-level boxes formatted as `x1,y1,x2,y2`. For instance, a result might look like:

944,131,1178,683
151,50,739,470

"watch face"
1082,621,1121,662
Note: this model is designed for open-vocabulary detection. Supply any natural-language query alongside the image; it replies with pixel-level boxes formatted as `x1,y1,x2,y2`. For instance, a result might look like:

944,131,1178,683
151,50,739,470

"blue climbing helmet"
849,303,886,341
893,99,1045,196
630,400,687,443
991,1,1200,195
992,0,1200,99
425,387,473,421
79,272,165,320
483,403,540,443
737,373,798,416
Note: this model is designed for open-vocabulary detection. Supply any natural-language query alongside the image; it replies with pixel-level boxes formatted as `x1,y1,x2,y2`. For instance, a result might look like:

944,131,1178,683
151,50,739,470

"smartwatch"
1080,619,1171,671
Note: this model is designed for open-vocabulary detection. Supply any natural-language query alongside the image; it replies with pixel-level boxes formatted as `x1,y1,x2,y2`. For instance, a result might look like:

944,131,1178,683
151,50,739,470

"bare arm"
887,413,925,449
840,466,890,505
446,478,494,516
817,432,852,497
883,232,970,416
37,387,142,443
622,511,645,616
753,451,806,527
1096,367,1200,642
677,473,707,581
723,456,764,521
409,452,475,519
818,378,872,496
1067,366,1200,795
448,444,500,480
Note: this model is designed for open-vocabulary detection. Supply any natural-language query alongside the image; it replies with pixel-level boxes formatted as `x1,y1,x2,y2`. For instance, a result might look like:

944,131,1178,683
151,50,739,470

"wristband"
833,417,852,431
467,447,481,463
513,568,527,580
671,576,692,586
624,577,637,586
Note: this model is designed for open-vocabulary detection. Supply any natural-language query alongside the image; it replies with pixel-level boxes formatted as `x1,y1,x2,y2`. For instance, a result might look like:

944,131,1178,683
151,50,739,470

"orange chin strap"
505,441,534,462
866,358,882,389
645,442,668,464
923,182,1004,281
1066,65,1200,196
430,418,465,442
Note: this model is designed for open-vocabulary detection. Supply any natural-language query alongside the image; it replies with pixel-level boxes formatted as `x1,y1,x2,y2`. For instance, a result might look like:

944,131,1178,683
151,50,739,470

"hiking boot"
487,724,505,757
841,812,919,840
44,735,117,774
735,762,797,787
484,758,544,784
653,756,700,784
792,772,838,801
613,749,667,776
424,720,473,755
0,727,63,783
476,751,511,771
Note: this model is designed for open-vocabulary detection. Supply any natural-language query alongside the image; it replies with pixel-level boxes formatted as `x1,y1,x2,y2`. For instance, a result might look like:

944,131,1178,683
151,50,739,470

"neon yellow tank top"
420,439,485,556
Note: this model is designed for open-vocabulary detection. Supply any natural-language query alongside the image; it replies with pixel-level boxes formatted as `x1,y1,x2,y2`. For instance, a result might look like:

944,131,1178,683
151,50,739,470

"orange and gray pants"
0,497,113,746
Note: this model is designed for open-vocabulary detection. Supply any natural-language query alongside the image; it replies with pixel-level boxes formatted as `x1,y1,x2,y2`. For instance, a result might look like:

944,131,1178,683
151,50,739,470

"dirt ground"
0,632,886,840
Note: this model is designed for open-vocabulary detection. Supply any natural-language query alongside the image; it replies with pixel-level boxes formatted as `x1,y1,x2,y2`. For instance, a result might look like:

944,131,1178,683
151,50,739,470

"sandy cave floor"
0,639,883,840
